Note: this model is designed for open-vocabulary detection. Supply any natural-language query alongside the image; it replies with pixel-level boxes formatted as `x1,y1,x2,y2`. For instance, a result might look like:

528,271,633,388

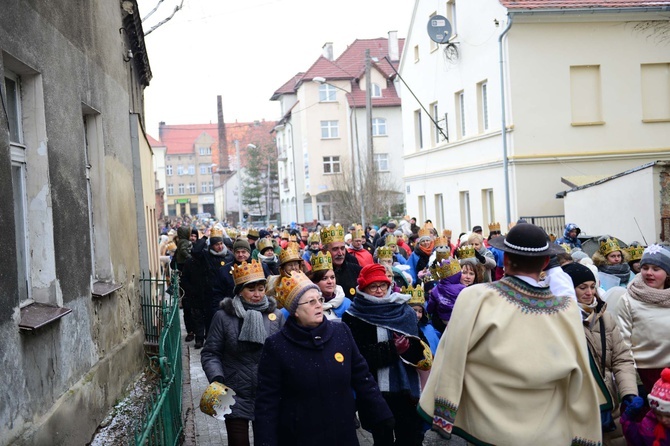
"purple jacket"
426,273,465,322
621,410,670,446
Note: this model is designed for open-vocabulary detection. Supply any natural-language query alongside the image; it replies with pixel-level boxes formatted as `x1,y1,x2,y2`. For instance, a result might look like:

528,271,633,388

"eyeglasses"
366,283,389,292
297,297,325,307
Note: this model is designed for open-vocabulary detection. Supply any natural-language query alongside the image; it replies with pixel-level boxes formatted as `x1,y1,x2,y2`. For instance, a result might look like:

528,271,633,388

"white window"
431,102,440,145
189,183,196,194
201,182,208,193
374,153,389,172
414,45,420,63
414,110,423,150
208,181,214,193
478,81,489,132
319,84,337,102
372,118,387,136
199,146,211,155
447,0,458,37
166,164,173,176
320,120,339,139
456,91,466,138
323,156,341,174
435,194,445,231
429,12,439,52
482,188,495,223
460,190,471,230
168,184,174,195
178,183,185,194
371,83,382,98
177,165,184,175
188,164,195,175
199,164,208,174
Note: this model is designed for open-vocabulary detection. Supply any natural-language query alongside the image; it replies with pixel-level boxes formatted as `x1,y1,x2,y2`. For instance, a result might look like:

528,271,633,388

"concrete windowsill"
19,302,72,331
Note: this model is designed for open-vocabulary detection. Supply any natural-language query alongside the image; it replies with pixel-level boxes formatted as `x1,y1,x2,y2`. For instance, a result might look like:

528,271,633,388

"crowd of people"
157,215,670,446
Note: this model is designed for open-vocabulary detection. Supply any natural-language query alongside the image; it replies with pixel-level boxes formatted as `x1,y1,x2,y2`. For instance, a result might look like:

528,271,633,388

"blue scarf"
346,291,419,337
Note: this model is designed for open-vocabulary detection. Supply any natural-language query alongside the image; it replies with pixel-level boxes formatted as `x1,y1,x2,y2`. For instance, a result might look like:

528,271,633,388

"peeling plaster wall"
0,1,148,444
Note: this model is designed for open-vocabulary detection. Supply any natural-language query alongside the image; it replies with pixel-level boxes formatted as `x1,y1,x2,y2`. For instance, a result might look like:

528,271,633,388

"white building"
400,0,670,237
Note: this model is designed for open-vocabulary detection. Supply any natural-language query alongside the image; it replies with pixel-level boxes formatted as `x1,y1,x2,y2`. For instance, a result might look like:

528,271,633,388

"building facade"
401,0,670,236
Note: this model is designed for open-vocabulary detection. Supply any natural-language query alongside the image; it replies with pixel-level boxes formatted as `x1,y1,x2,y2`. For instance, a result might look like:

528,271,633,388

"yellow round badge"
220,261,226,266
349,288,355,296
334,353,344,363
268,313,277,321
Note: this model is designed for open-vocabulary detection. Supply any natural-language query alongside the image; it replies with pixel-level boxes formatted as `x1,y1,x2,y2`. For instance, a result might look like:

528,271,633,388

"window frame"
166,164,173,176
371,83,382,98
318,84,337,102
322,156,341,174
320,120,339,139
167,184,174,195
372,117,387,136
373,153,390,172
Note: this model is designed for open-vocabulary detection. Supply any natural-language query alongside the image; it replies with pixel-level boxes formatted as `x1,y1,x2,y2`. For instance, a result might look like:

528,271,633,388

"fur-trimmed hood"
219,295,278,315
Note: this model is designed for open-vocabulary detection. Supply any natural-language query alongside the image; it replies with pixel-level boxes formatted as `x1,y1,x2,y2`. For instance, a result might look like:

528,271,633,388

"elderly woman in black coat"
200,259,284,446
254,270,393,446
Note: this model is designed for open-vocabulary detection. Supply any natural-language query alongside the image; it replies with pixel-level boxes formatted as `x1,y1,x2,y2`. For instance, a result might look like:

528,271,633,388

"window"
167,184,174,195
460,191,471,231
429,12,439,52
414,110,423,150
431,101,440,146
418,195,427,223
374,154,390,172
482,189,494,224
372,118,387,136
455,90,466,138
199,146,211,155
371,83,382,98
477,81,489,132
320,120,339,139
447,0,458,37
188,164,195,175
323,156,341,174
317,194,332,222
189,183,196,194
641,63,670,122
435,194,444,232
199,163,210,174
177,165,184,175
414,45,420,63
178,183,185,194
319,84,337,102
166,164,173,176
201,182,208,193
208,181,214,193
570,65,603,125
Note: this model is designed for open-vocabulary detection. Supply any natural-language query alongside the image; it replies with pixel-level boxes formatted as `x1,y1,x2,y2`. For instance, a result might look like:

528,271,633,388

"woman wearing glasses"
254,270,393,446
343,263,433,446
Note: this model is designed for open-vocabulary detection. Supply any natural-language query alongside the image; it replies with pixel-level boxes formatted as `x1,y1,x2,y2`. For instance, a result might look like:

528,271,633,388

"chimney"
322,42,334,61
388,31,399,61
158,121,166,141
217,95,229,171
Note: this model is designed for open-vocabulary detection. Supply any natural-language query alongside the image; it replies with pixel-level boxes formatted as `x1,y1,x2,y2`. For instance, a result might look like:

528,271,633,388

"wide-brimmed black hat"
489,223,564,257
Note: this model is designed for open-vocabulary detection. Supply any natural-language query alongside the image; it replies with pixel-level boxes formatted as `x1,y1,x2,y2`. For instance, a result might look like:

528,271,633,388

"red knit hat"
357,263,391,291
649,368,670,414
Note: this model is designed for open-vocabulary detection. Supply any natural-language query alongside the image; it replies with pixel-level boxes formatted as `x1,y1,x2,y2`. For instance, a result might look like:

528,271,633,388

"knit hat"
357,263,391,291
562,262,596,288
571,249,589,262
233,238,252,253
191,228,199,237
259,229,270,239
640,244,670,276
648,368,670,414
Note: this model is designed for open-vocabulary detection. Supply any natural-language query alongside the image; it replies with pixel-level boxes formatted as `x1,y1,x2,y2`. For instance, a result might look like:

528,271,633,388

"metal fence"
519,215,566,239
135,273,183,446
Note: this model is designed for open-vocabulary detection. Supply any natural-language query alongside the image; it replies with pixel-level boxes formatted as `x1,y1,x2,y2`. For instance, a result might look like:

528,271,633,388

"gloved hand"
393,333,410,354
474,250,486,264
211,376,225,384
624,396,645,419
620,394,638,413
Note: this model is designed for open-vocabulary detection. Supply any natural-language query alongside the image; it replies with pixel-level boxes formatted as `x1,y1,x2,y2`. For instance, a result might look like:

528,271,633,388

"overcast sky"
137,0,414,138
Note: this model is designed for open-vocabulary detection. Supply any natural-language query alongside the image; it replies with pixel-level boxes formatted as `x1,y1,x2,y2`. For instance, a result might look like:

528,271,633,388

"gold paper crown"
625,244,645,261
402,284,425,306
247,228,259,238
275,271,316,310
210,228,224,239
166,242,177,251
559,243,572,253
385,235,398,246
279,247,302,265
488,222,501,232
307,232,321,244
430,258,461,280
289,234,298,242
353,228,365,239
311,251,333,272
599,237,621,257
457,245,476,259
257,238,274,253
418,226,432,238
377,246,394,260
286,241,301,251
425,222,434,230
321,224,345,245
231,260,265,286
281,230,289,239
435,236,450,248
442,229,452,238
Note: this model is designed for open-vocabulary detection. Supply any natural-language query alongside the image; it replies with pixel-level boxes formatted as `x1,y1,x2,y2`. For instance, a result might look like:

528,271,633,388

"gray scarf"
232,295,270,344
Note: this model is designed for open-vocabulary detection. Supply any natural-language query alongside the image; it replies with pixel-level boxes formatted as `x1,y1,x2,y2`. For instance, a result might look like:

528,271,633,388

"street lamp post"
312,76,366,229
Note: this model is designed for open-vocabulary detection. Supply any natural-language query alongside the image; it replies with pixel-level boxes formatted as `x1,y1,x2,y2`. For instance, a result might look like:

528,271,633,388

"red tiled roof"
146,134,163,147
500,0,670,9
335,38,405,79
157,121,277,169
270,73,304,100
302,56,355,83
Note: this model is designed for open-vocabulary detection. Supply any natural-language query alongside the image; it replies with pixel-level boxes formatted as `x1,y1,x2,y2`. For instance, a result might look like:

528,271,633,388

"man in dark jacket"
321,224,361,300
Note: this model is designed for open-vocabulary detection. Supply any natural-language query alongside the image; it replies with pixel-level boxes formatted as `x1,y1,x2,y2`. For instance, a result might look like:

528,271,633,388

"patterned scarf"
346,290,418,336
628,274,670,308
231,295,270,344
599,263,631,285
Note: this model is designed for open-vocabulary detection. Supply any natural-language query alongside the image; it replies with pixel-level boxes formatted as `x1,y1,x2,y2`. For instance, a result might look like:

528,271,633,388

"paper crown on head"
231,260,265,287
289,234,298,242
402,284,425,306
424,222,434,230
166,242,177,252
353,228,365,239
442,229,452,238
488,222,501,233
377,246,394,260
457,245,476,259
435,236,450,248
625,243,645,262
275,270,318,312
430,258,461,280
311,251,333,272
210,228,224,239
286,241,301,251
598,237,621,257
225,228,238,238
256,238,274,253
247,228,259,239
321,224,345,245
281,230,290,239
418,226,432,238
279,247,302,265
385,234,398,246
559,243,572,253
307,232,321,244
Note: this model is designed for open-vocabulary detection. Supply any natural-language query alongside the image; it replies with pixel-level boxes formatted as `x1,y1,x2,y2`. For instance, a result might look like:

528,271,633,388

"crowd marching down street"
159,215,670,446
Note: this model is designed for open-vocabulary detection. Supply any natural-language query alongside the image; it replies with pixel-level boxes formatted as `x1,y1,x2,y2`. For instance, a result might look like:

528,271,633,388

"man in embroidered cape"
418,223,602,446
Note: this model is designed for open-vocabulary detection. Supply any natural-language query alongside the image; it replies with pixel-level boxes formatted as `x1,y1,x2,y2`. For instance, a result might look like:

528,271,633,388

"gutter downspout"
499,14,513,227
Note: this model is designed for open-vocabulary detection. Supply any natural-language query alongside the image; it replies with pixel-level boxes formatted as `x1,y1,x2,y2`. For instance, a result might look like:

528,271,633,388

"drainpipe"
499,14,513,227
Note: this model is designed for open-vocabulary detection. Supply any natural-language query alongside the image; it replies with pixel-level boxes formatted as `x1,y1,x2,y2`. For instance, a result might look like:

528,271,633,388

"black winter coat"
200,296,285,420
334,261,362,300
254,317,392,446
189,237,235,307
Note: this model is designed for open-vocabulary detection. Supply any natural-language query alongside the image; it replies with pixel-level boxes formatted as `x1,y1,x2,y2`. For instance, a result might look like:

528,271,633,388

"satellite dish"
427,15,452,44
